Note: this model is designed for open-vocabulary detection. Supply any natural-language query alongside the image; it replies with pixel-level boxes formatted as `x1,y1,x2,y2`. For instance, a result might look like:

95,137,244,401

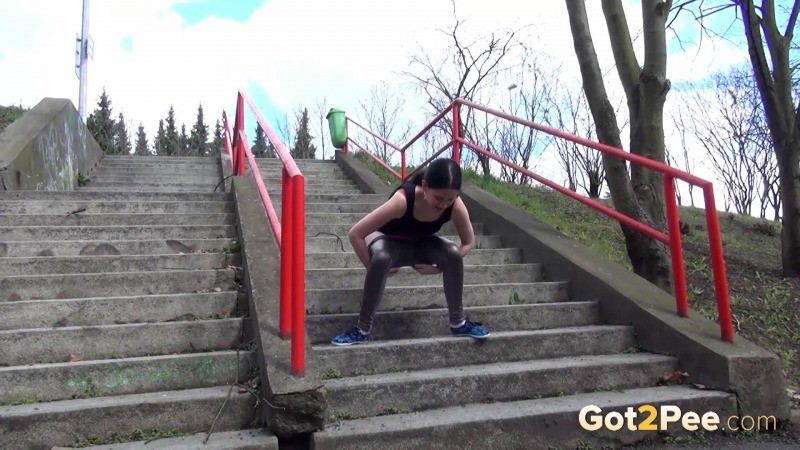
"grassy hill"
0,104,28,135
354,151,800,396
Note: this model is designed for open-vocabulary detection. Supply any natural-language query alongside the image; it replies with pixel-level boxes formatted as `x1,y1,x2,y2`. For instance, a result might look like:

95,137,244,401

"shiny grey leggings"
358,235,465,333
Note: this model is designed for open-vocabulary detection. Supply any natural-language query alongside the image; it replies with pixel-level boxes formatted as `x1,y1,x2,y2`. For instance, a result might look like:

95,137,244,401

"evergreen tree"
86,87,116,153
212,119,224,154
253,122,268,157
134,123,149,156
180,123,189,156
190,104,209,156
113,113,131,155
291,108,316,159
267,142,276,159
163,106,179,156
154,119,166,156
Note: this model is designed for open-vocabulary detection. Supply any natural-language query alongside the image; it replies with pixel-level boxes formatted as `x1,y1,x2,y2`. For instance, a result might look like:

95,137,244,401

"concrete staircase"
0,156,277,449
266,159,738,449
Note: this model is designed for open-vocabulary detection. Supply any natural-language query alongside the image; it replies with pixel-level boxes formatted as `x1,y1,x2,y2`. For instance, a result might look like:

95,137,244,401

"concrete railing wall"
0,98,102,191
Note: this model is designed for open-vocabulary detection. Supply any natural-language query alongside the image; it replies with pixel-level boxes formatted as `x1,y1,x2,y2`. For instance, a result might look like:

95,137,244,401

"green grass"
0,104,28,135
354,151,800,391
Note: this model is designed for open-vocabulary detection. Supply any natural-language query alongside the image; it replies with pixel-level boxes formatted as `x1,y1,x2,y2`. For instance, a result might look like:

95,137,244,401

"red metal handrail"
230,89,306,376
345,97,733,343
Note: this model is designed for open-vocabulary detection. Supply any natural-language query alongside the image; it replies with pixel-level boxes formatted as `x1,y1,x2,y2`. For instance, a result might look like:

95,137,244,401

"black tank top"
377,182,454,238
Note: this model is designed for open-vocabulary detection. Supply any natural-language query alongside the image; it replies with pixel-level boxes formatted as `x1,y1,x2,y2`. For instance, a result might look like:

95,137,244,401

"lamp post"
75,0,92,121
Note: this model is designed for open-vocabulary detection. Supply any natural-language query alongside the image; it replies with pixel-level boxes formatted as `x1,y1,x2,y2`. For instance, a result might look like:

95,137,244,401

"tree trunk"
739,0,800,276
566,0,672,291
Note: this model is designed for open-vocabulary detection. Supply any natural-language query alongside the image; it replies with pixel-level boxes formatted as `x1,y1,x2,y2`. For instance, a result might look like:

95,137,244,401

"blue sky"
171,0,265,25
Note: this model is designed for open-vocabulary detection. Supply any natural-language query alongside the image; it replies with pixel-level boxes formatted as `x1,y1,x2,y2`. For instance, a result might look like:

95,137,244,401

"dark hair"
409,158,462,190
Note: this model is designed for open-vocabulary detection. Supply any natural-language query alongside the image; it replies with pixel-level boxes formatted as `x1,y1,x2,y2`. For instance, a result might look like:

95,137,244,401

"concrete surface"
0,98,102,191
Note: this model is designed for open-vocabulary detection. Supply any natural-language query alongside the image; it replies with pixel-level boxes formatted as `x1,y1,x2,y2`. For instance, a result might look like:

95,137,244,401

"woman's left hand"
413,264,441,275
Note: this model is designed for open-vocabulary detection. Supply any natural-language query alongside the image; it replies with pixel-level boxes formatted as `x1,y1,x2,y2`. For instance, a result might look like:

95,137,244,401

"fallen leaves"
65,354,82,363
657,371,689,386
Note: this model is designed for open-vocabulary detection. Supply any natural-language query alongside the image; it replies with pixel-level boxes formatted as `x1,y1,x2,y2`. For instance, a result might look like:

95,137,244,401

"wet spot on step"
0,242,6,257
9,293,21,302
80,243,119,255
167,240,192,253
37,249,55,256
56,290,84,299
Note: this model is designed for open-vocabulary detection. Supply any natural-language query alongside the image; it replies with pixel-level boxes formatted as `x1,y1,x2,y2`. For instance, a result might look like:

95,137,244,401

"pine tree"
253,122,268,157
86,87,116,153
113,113,131,155
154,119,166,156
213,119,224,154
134,123,149,156
180,124,189,156
163,106,179,156
292,108,316,159
190,104,209,156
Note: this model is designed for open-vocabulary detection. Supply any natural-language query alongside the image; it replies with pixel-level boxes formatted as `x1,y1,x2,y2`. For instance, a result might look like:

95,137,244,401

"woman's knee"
368,244,393,271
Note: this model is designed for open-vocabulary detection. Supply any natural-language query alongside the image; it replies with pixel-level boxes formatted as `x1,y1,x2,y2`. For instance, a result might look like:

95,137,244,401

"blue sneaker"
451,318,490,339
331,327,370,346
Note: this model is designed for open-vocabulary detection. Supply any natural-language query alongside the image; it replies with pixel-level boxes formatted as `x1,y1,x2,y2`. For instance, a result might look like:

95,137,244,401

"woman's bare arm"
348,191,406,268
451,197,475,257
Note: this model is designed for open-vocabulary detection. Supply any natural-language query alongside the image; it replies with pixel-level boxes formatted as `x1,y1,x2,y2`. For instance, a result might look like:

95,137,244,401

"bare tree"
357,81,412,165
313,97,329,160
668,105,697,207
683,0,800,275
403,0,521,175
494,47,559,185
566,0,674,291
679,66,771,215
548,84,607,198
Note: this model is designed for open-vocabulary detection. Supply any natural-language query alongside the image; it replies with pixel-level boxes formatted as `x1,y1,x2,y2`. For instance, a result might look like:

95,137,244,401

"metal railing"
224,90,307,375
346,97,734,342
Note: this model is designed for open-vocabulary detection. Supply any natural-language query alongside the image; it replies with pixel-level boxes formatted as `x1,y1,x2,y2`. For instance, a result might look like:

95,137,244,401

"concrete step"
0,269,236,301
306,282,569,314
305,222,484,237
0,213,236,227
277,202,381,214
0,238,239,258
79,186,225,193
260,177,357,186
0,224,236,241
324,353,677,420
269,193,384,203
315,325,635,377
73,429,279,450
307,249,523,268
306,264,541,289
0,350,253,403
0,318,243,365
0,191,231,202
93,167,222,175
306,303,600,344
0,386,255,449
311,386,737,449
89,174,224,183
0,253,240,276
83,181,222,190
307,235,503,252
0,291,240,330
0,200,234,215
101,156,219,163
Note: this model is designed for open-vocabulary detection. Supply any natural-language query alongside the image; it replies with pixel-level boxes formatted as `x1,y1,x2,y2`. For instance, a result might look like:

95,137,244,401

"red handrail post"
703,184,735,342
664,175,689,318
401,150,407,181
235,94,246,175
279,168,293,338
291,175,306,376
452,103,461,164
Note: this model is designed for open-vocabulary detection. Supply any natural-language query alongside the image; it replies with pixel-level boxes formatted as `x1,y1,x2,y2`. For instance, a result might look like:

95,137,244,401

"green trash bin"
326,108,347,148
